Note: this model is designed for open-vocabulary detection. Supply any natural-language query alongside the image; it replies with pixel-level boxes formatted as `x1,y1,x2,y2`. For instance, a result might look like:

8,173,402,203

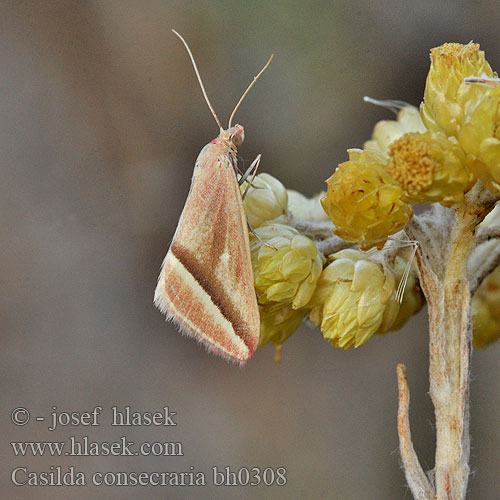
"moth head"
228,124,245,148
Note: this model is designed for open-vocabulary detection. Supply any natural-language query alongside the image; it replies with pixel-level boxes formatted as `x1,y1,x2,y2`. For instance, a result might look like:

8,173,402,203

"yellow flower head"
308,249,397,349
258,302,307,348
242,173,288,228
321,149,413,250
458,86,500,191
250,221,323,309
473,265,500,348
421,42,496,137
364,105,426,155
387,131,473,206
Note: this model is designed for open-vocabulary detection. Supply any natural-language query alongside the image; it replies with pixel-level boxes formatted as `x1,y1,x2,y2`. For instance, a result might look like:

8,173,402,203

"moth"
154,31,273,365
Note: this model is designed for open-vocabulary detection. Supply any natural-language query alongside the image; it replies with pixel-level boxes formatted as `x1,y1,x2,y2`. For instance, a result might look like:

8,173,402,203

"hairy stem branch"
289,218,335,240
469,239,500,294
401,187,495,500
474,224,500,245
396,364,435,500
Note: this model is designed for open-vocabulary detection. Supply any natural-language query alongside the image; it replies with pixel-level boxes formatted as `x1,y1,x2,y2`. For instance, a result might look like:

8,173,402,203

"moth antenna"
172,29,223,131
228,54,274,128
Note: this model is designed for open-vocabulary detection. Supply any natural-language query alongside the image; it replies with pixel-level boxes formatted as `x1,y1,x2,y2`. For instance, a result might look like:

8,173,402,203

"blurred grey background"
1,1,499,499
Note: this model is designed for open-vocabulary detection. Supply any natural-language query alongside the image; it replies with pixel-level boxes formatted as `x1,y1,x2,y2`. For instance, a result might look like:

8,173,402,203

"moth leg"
239,154,262,193
247,218,277,250
240,154,276,250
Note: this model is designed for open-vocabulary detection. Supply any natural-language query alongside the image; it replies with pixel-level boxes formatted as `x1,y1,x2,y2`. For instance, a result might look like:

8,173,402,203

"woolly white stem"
289,218,336,240
469,239,500,294
403,186,496,500
396,363,435,500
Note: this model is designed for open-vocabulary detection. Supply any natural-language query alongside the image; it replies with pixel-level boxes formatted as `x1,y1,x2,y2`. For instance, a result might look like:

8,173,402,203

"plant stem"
397,363,435,500
401,187,496,500
430,206,474,500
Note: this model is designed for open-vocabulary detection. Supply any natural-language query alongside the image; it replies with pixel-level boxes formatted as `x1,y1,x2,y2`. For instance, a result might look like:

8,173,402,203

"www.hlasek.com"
11,435,183,458
11,466,288,487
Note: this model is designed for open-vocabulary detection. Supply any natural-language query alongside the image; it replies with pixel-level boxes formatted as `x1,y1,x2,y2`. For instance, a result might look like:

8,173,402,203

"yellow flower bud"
387,131,473,206
308,249,397,349
242,173,288,228
321,149,413,250
250,222,323,309
258,302,306,348
287,190,330,222
421,42,496,137
364,105,426,155
472,265,500,348
458,87,500,191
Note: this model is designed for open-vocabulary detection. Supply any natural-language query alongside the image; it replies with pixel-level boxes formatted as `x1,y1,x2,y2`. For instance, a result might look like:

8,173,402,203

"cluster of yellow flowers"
241,176,322,349
245,42,500,354
243,172,423,353
308,250,422,349
323,42,498,250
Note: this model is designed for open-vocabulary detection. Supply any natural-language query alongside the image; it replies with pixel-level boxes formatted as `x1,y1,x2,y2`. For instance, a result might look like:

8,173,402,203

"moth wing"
154,151,259,364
